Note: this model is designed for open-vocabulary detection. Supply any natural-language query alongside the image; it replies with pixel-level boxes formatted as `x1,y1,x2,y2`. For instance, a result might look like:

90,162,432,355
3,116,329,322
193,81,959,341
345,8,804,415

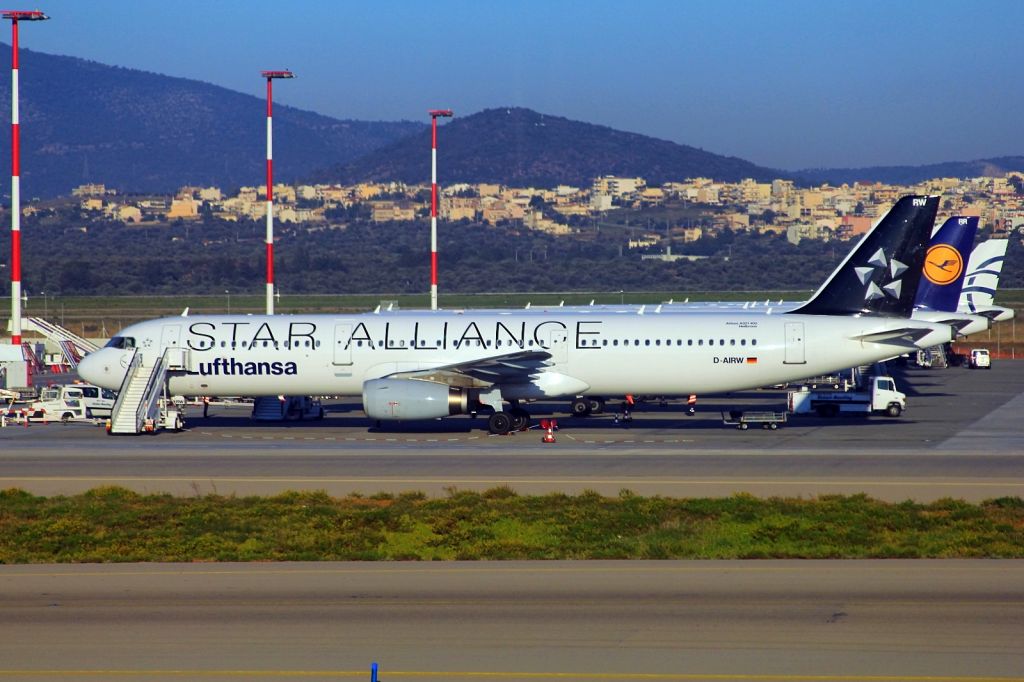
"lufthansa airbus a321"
79,195,954,434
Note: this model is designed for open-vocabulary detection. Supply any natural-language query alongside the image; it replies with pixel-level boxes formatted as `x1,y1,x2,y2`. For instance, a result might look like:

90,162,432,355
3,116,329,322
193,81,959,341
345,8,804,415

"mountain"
314,107,787,187
0,45,424,198
0,43,1018,198
793,156,1024,186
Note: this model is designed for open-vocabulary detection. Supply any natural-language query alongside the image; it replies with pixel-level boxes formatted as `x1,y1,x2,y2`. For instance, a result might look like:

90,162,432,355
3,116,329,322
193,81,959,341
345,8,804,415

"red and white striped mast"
4,9,47,345
261,69,293,315
428,109,452,311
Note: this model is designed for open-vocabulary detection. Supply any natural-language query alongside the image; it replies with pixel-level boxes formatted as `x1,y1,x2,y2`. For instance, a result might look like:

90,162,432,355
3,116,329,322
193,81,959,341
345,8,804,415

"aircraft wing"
390,349,554,386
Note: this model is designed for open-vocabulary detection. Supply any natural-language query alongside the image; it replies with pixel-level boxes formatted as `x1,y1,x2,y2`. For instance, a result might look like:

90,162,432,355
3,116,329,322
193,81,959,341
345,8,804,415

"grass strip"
1,487,1022,563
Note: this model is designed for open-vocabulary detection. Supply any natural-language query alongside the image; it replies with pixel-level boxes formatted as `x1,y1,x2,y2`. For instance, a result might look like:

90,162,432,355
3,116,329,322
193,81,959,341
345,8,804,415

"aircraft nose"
78,349,128,390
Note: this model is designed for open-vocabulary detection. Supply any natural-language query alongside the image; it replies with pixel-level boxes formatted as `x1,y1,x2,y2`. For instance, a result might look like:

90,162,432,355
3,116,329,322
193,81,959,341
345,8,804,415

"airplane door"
160,325,181,348
159,325,183,368
546,328,568,364
333,323,353,365
784,322,805,364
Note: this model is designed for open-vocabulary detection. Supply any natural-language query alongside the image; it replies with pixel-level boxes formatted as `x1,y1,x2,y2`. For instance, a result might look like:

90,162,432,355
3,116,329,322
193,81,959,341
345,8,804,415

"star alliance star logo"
854,247,906,302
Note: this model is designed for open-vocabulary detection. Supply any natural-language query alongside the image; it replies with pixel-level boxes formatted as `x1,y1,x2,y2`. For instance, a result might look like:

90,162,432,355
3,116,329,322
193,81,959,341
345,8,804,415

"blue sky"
21,0,1024,169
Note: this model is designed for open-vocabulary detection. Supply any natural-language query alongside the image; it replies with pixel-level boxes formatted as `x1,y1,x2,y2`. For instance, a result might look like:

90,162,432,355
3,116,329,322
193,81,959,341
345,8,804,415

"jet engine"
362,378,470,420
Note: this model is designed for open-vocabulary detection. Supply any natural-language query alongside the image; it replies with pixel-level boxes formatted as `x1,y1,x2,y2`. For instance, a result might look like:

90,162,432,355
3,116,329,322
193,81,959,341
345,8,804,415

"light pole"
4,9,48,346
225,289,230,314
261,70,294,315
429,109,453,310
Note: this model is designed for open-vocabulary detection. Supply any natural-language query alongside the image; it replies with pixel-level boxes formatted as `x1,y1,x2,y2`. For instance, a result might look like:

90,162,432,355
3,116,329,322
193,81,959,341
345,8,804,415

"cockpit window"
104,336,136,349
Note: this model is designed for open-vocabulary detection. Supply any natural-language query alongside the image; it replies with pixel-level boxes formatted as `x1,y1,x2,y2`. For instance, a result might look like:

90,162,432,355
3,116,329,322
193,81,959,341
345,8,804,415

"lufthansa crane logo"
923,244,963,285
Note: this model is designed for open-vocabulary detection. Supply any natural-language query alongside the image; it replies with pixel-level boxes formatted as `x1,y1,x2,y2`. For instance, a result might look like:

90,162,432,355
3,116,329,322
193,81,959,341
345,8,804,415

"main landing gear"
570,396,605,417
488,404,532,435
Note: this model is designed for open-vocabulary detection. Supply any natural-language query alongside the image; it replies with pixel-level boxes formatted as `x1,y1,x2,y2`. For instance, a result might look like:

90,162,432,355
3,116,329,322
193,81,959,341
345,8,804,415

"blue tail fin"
913,216,978,312
791,195,939,317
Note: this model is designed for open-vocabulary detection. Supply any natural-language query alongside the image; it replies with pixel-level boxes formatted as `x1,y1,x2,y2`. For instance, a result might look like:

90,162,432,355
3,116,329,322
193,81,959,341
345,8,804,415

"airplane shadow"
188,402,910,435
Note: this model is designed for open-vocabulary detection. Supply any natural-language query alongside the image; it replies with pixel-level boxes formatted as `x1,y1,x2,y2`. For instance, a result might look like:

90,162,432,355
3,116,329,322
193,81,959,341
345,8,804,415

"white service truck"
788,375,906,418
26,383,116,423
28,385,88,423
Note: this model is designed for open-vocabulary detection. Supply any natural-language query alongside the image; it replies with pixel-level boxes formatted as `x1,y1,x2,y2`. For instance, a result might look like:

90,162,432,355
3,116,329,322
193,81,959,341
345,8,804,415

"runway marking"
0,671,1019,681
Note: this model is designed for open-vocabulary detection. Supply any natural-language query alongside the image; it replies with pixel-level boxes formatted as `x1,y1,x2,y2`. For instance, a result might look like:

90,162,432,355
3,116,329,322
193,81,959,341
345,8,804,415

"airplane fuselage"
79,309,950,400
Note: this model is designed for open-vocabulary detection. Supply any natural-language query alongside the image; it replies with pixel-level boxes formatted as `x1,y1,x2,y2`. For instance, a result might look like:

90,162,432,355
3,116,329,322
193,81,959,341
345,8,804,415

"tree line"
0,214,1019,297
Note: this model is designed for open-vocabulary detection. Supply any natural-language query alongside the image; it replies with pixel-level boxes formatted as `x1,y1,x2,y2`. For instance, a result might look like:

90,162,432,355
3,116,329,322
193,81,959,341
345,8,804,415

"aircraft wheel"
488,411,513,435
571,398,591,417
509,407,531,431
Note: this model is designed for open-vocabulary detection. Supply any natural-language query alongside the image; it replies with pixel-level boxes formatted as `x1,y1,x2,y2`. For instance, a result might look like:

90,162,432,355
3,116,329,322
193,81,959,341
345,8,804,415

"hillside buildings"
55,171,1024,245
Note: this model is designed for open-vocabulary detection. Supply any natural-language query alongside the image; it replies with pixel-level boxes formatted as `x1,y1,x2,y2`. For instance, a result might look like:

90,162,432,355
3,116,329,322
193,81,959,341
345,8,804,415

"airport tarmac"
1,362,1022,500
0,560,1021,681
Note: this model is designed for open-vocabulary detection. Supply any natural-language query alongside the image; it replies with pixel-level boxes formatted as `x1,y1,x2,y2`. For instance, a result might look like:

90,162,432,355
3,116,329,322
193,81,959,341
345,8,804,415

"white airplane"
79,195,953,435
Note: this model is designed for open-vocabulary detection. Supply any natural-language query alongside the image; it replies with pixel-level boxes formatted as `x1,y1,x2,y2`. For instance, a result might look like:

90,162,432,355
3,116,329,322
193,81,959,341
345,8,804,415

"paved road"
0,561,1021,682
1,363,1021,500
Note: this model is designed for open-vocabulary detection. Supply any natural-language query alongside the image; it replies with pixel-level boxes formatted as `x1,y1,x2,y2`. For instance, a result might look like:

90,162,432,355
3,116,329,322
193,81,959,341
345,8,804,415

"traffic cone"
541,419,556,444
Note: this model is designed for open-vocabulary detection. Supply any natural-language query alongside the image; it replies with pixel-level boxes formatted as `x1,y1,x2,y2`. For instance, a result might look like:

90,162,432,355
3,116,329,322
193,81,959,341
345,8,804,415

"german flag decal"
746,357,758,364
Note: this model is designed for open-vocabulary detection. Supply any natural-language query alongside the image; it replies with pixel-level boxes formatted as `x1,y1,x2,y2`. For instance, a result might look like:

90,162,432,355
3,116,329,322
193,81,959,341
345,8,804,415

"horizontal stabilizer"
853,326,948,347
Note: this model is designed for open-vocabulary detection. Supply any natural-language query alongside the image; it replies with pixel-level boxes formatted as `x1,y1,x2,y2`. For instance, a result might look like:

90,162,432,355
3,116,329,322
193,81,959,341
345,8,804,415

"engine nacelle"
362,378,470,420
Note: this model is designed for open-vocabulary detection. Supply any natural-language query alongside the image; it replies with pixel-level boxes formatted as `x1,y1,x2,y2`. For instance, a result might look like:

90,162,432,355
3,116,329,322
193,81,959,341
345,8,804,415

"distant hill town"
0,45,1021,199
2,168,1020,300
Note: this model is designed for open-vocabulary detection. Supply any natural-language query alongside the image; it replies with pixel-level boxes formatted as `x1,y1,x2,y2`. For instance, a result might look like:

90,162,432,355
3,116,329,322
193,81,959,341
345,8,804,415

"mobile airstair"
108,347,185,434
57,340,83,369
21,343,45,374
20,318,99,371
24,317,99,355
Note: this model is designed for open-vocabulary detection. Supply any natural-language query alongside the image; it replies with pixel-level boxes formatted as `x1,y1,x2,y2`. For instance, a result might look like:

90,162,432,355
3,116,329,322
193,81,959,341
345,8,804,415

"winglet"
790,195,939,317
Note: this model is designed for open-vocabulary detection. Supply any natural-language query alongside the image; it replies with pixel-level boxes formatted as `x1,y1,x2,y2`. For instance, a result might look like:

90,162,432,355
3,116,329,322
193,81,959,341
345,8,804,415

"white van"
29,383,115,422
74,383,117,418
969,349,992,370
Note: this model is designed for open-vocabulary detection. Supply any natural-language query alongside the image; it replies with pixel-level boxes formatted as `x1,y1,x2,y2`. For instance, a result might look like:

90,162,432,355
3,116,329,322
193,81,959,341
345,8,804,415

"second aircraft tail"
913,216,979,313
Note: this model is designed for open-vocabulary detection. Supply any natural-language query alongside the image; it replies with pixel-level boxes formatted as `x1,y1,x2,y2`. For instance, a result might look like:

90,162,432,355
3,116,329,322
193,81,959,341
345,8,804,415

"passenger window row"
348,338,759,349
191,339,320,350
354,339,536,348
580,338,759,347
